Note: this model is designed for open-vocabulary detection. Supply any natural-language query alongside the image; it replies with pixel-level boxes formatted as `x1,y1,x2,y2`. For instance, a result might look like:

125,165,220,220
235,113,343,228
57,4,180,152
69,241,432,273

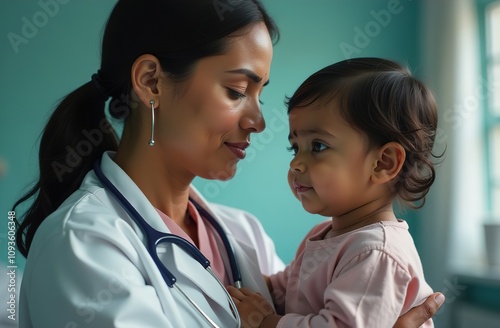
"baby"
228,57,439,328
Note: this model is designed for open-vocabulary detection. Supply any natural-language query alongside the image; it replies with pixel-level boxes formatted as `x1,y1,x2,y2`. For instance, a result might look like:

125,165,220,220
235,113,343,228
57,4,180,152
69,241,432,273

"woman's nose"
240,102,265,133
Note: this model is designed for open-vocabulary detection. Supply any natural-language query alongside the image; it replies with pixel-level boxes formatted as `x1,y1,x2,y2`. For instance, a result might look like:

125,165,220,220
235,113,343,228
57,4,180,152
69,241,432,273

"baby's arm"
228,278,442,328
227,286,281,328
228,287,443,328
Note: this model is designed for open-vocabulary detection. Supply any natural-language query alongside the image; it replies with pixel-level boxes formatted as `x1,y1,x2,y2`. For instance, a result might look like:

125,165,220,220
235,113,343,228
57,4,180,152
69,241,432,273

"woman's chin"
201,166,237,181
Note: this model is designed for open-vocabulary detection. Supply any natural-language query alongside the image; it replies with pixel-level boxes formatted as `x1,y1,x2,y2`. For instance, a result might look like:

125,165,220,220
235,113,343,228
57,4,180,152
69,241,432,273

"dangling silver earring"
148,100,155,146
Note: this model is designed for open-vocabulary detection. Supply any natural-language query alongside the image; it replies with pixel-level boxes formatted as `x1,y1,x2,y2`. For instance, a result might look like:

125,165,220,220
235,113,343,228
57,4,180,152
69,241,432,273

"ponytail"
13,82,118,257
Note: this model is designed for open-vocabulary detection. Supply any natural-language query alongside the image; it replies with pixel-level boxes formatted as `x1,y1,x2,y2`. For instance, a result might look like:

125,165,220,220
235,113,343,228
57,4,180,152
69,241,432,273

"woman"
13,0,443,327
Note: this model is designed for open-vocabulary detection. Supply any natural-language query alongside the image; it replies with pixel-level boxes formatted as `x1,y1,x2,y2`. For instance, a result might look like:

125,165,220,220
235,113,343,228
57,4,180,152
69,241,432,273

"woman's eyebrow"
225,68,265,84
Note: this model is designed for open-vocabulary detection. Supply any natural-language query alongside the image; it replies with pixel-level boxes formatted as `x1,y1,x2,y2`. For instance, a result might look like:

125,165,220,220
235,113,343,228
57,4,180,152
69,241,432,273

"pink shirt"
269,220,434,328
155,200,229,285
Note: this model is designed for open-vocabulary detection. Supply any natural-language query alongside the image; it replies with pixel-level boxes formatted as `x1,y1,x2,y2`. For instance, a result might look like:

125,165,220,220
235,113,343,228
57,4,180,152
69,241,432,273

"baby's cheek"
312,176,338,201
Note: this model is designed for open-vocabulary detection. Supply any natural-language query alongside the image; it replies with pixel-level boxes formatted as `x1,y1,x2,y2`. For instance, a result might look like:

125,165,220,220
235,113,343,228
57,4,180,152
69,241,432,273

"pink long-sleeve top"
269,220,434,328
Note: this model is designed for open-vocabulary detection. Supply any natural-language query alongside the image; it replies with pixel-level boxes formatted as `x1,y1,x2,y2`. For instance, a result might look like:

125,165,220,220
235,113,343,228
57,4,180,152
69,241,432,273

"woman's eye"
312,141,327,153
286,145,298,156
227,88,246,101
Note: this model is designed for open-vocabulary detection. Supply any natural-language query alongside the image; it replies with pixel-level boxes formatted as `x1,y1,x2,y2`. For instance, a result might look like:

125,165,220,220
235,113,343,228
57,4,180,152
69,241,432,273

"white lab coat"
19,152,285,328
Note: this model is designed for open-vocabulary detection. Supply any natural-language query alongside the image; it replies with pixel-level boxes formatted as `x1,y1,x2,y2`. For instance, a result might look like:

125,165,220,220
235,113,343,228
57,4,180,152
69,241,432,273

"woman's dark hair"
286,57,440,208
13,0,279,257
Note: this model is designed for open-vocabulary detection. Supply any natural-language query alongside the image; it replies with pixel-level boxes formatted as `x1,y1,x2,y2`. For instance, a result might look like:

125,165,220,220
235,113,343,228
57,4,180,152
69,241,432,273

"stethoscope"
93,160,242,328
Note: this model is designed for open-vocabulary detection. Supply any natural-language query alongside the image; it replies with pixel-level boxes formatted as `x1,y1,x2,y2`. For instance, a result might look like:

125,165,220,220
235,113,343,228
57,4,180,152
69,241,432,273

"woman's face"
156,22,273,181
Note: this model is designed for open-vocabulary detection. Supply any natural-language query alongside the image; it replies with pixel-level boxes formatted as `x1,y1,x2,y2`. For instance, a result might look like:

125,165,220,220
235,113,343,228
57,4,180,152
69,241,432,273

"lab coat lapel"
227,234,275,307
169,245,235,320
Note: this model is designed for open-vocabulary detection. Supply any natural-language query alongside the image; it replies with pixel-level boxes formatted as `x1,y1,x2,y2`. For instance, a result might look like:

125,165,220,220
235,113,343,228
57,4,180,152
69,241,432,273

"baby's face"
287,104,379,217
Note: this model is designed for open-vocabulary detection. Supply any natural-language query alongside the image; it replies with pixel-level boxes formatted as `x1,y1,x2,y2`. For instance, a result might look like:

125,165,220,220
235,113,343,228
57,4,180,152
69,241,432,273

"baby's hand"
226,286,275,328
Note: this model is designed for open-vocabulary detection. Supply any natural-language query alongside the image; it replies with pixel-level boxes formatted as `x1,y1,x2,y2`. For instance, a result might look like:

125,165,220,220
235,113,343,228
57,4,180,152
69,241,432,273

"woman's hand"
394,292,445,328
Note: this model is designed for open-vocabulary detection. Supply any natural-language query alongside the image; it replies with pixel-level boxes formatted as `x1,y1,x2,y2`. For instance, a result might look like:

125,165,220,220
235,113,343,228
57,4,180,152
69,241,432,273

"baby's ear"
371,142,405,185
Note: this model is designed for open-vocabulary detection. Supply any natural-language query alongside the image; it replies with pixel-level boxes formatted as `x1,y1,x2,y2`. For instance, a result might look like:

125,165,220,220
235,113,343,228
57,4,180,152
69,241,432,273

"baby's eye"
286,145,298,156
311,141,328,153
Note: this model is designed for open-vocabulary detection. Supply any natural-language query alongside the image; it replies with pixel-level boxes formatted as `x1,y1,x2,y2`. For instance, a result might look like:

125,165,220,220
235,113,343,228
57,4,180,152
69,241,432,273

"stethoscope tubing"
92,159,241,327
189,198,243,288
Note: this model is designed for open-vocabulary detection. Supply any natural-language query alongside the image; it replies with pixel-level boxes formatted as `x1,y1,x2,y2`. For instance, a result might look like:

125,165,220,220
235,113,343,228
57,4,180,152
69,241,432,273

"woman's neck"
114,135,194,228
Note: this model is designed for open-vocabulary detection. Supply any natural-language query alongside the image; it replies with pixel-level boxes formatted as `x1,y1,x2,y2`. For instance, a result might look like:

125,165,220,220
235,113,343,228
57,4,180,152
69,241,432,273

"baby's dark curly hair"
286,57,440,208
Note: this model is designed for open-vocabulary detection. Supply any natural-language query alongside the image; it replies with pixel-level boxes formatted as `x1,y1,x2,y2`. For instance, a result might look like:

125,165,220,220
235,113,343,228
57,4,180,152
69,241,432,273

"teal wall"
0,0,421,268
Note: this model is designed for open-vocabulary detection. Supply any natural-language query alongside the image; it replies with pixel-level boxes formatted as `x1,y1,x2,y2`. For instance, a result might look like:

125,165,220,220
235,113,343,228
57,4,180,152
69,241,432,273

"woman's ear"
371,142,406,184
130,54,163,109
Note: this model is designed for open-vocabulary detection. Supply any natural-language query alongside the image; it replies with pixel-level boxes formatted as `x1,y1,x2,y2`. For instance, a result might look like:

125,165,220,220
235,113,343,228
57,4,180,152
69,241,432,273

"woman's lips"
225,142,249,159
